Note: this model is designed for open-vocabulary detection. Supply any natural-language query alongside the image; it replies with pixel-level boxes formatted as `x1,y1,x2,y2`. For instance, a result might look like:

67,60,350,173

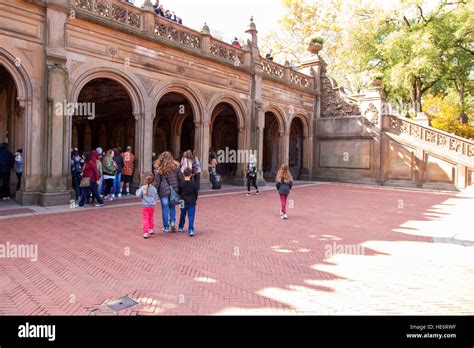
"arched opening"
72,78,135,153
211,102,239,178
263,111,281,179
289,117,304,180
154,92,195,158
0,65,23,197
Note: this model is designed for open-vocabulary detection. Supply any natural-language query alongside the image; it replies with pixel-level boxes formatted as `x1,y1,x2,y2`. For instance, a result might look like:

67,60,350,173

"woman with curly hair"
153,151,183,233
276,164,293,220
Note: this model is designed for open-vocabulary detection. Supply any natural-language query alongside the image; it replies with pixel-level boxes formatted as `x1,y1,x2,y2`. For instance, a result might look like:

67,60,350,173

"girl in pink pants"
276,164,293,220
136,175,159,238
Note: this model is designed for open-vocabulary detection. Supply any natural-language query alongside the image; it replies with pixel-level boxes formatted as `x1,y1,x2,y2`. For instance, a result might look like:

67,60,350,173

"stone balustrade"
71,0,313,90
384,115,474,158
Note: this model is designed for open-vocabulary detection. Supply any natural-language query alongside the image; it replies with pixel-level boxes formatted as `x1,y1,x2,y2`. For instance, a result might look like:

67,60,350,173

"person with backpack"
246,153,259,196
102,149,117,201
276,164,293,220
178,167,198,236
136,175,159,239
180,149,193,173
121,146,135,196
71,148,83,201
75,151,104,208
153,151,183,233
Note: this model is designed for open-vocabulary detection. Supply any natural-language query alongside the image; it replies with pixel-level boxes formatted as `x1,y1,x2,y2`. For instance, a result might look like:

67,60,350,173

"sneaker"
117,193,122,198
246,192,250,196
178,227,184,232
126,192,130,196
149,229,154,235
256,190,259,195
283,214,288,220
188,230,195,237
162,228,169,234
170,224,176,232
280,214,285,219
143,232,149,239
3,197,10,200
95,203,104,207
74,204,85,208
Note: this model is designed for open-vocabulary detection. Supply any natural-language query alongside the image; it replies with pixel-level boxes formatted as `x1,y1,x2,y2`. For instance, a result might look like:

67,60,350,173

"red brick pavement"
0,183,472,315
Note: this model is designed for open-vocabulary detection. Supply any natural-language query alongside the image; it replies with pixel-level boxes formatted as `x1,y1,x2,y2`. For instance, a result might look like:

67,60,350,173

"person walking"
15,149,23,192
121,146,135,196
71,148,83,201
89,150,103,203
276,164,293,220
102,149,117,201
136,175,159,239
153,151,183,233
96,146,104,196
178,167,198,236
0,143,14,200
76,151,104,208
113,148,124,197
246,153,259,196
192,150,202,191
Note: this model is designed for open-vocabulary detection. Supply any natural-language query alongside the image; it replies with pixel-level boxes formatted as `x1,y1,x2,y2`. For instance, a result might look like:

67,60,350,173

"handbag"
79,177,91,188
165,171,181,205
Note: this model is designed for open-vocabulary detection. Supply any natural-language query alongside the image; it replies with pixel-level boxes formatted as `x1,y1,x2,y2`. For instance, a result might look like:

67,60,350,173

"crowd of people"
152,0,183,24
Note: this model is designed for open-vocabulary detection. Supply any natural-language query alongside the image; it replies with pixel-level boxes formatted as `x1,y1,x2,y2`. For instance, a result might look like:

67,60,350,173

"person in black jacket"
276,164,293,220
0,143,15,200
178,167,198,236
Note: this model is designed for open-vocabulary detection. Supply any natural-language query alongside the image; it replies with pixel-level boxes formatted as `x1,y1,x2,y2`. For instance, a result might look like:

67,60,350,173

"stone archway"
263,109,285,179
288,116,309,180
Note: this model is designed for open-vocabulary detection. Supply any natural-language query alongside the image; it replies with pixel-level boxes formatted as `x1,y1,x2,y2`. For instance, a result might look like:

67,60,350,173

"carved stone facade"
320,76,360,117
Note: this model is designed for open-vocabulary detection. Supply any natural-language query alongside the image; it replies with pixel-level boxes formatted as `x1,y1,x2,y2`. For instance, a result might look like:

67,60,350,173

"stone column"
280,131,290,165
200,121,211,189
300,135,313,180
135,112,153,186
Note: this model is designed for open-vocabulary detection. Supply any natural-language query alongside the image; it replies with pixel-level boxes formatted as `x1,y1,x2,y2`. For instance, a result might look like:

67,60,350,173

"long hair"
276,164,293,184
182,150,193,160
153,151,179,176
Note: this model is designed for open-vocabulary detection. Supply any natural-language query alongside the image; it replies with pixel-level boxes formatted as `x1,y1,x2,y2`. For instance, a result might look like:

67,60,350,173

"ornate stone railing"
154,16,201,50
73,0,142,29
384,115,474,158
209,38,245,66
261,59,284,79
260,58,312,90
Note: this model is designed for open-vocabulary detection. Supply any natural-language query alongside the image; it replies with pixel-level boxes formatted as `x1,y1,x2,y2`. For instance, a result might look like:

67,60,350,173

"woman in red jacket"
76,151,104,208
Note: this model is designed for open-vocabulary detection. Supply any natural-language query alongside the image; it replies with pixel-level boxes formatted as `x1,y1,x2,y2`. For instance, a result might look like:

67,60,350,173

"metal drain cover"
106,296,138,311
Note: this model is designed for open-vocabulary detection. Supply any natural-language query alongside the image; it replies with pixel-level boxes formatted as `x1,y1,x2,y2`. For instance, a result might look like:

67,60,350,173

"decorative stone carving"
177,66,185,74
137,75,157,96
320,76,360,117
364,103,379,124
107,45,118,57
198,89,214,106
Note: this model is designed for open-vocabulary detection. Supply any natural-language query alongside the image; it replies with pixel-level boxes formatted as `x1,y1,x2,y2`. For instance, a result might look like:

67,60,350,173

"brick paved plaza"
0,183,472,315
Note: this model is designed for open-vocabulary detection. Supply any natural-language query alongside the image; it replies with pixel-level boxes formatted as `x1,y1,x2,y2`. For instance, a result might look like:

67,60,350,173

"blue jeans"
160,195,176,229
179,204,196,232
113,172,122,195
79,181,103,206
98,177,103,195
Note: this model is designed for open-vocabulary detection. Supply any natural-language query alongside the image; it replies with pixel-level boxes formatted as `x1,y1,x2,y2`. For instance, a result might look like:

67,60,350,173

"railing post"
142,0,155,35
283,60,290,81
201,22,211,55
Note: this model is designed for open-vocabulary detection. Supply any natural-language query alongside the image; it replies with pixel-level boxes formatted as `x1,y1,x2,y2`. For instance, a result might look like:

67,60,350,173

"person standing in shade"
75,151,104,208
90,150,103,204
102,149,117,201
178,167,198,236
15,149,23,192
192,150,202,191
71,148,83,201
0,143,14,200
180,150,193,173
113,148,124,198
246,153,259,196
153,151,183,233
122,146,135,196
95,147,104,196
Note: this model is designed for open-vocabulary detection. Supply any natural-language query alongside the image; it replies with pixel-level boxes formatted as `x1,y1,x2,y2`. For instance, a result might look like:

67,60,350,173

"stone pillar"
280,131,290,165
200,121,211,189
40,3,72,206
201,23,211,54
137,111,153,183
142,0,156,34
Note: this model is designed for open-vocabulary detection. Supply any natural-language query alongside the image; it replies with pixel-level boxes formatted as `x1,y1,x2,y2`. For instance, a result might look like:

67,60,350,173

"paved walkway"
0,183,472,315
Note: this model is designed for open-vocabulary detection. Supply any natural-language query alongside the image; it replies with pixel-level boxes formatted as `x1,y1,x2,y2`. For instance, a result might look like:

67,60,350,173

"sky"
133,0,286,43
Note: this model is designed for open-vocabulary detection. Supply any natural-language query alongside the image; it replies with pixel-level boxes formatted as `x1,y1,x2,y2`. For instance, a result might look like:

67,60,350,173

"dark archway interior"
263,112,280,179
289,117,304,180
211,103,238,177
72,78,134,153
154,92,194,158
